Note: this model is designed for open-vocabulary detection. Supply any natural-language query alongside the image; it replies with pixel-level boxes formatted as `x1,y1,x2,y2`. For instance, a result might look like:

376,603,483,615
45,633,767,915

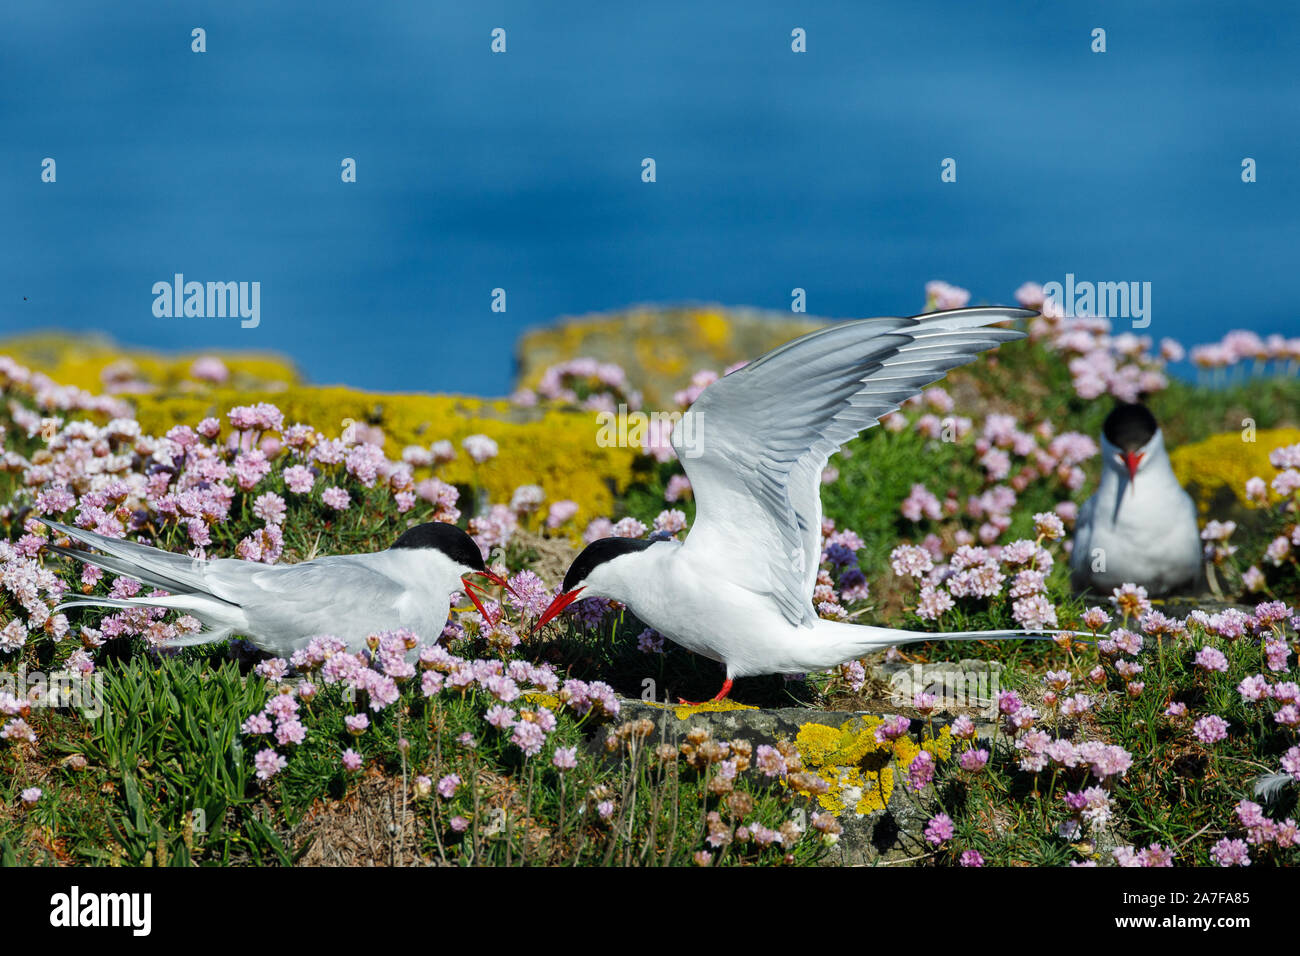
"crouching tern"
1070,402,1203,596
534,307,1089,702
43,519,510,657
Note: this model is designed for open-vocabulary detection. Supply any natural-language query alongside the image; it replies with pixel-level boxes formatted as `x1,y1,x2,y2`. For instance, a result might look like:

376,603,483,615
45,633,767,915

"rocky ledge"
581,658,1012,866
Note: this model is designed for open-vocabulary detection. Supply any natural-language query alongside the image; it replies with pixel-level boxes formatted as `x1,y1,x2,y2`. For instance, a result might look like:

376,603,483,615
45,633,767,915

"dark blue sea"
2,1,1296,394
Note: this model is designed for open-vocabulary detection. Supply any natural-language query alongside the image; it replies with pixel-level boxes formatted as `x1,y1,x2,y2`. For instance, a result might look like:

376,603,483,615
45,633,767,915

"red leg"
677,678,733,706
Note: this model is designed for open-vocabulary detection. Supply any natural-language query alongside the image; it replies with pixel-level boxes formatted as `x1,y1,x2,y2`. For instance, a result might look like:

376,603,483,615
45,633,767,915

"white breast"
1071,467,1202,595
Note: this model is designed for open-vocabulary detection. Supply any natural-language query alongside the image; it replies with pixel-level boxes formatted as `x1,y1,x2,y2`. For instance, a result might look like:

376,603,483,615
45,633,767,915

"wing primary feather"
677,306,1032,627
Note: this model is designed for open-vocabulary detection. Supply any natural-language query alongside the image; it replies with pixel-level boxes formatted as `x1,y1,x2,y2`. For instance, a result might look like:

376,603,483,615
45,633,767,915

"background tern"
1069,402,1203,596
43,519,509,657
535,306,1088,702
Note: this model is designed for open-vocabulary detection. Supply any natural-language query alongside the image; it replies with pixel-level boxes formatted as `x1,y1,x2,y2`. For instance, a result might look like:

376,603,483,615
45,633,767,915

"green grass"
0,633,834,866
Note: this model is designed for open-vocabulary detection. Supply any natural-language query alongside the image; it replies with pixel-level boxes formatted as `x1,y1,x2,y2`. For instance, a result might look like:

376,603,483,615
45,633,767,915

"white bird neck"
581,540,676,603
374,547,468,598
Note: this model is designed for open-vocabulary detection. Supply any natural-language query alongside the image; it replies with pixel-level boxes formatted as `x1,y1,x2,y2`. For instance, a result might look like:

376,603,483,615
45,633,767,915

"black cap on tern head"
563,537,654,593
1102,403,1158,452
391,522,485,571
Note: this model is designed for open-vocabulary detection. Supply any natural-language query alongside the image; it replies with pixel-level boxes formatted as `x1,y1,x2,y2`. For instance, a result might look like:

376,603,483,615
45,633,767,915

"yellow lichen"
668,699,758,720
636,698,759,719
789,717,952,818
128,385,639,523
519,692,561,711
691,309,732,348
1169,428,1300,512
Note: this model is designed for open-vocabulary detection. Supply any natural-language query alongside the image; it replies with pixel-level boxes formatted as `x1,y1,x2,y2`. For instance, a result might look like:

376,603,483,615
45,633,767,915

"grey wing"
674,307,1031,628
203,555,413,641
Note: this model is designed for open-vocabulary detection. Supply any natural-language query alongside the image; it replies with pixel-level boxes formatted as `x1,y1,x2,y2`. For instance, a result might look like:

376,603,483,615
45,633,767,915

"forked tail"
40,520,239,647
807,619,1094,672
799,619,1096,674
888,627,1095,645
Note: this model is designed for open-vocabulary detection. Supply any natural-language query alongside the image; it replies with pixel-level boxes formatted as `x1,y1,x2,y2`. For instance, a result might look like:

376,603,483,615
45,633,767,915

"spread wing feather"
672,307,1031,628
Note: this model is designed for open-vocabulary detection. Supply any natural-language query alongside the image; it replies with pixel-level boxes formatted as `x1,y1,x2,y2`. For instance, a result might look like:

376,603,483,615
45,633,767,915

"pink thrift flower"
1195,646,1229,673
890,544,934,579
924,813,954,846
283,465,316,494
909,750,936,790
462,434,499,464
254,748,287,781
1209,838,1250,867
664,475,693,503
345,714,369,735
1033,512,1065,540
546,499,579,528
959,748,989,772
322,486,351,510
1282,746,1300,782
925,280,970,311
1193,715,1229,744
1081,606,1111,631
874,714,911,743
1013,594,1058,630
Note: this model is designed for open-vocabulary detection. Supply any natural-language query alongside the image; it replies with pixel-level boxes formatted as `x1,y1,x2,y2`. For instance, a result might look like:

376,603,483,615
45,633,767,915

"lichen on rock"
790,716,952,817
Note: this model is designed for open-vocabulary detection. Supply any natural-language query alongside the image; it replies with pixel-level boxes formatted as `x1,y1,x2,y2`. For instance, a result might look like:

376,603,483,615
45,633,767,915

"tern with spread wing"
535,306,1086,702
43,520,509,657
1069,402,1203,596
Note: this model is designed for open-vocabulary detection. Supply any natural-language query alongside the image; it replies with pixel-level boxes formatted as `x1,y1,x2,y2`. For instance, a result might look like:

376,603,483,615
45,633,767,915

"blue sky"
2,1,1296,394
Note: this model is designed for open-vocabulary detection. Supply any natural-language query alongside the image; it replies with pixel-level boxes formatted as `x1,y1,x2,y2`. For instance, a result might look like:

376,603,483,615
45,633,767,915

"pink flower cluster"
1015,282,1174,401
242,628,622,773
1240,440,1300,593
892,534,1063,630
1190,330,1300,371
512,357,642,413
886,393,1093,590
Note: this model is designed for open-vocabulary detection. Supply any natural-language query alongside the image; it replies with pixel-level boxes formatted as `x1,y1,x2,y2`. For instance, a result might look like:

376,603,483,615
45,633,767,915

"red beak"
475,568,516,596
1122,451,1143,487
460,576,495,622
532,587,585,634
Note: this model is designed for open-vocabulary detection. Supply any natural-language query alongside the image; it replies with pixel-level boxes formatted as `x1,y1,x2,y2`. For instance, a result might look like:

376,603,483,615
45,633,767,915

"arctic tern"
535,307,1088,702
44,519,509,657
1069,402,1203,595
